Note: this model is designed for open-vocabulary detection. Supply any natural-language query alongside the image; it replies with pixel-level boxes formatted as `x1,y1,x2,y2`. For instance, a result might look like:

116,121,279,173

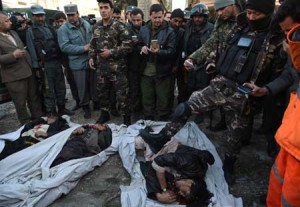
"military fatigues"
26,23,66,114
187,15,286,158
89,19,132,115
189,17,236,65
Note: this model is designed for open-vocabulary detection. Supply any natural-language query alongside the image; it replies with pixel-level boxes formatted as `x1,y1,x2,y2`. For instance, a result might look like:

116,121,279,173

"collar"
99,18,114,27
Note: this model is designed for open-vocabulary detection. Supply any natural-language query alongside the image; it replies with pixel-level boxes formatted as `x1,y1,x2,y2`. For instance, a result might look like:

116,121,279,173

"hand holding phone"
237,85,252,94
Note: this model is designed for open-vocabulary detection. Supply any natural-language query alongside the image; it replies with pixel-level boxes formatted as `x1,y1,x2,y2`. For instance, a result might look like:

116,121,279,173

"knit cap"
246,0,275,15
171,8,184,19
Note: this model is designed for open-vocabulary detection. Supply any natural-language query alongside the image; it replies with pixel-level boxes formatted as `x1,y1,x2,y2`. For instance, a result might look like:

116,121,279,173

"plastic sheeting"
0,120,243,207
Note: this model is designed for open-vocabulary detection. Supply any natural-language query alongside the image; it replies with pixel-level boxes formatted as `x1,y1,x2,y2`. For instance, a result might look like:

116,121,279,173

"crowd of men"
1,0,300,205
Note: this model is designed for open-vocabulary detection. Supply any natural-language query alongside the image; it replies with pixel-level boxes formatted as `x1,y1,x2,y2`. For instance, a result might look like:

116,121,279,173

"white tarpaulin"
0,121,243,207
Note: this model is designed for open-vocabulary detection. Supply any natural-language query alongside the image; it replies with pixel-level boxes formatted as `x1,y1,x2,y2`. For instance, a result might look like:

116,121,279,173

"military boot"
222,155,237,186
82,105,91,119
96,110,110,124
123,115,131,126
211,110,226,131
58,105,75,116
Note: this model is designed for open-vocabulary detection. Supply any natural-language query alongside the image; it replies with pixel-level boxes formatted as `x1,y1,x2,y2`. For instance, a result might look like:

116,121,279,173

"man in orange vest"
267,0,300,206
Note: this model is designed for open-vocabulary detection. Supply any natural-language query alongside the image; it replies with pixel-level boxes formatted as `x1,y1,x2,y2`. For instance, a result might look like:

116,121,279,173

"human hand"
89,58,96,70
150,45,160,53
13,49,26,58
140,46,149,55
99,48,112,59
156,191,177,204
84,44,90,52
282,40,290,55
73,127,85,134
184,58,195,71
94,124,107,131
243,82,269,97
35,131,47,138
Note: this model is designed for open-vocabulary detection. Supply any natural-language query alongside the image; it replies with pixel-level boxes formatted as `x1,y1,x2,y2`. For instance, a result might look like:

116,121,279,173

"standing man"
174,0,285,185
26,5,73,116
53,11,81,111
58,4,92,119
127,8,145,119
168,9,185,105
139,4,176,121
26,5,74,115
89,0,132,125
0,12,42,124
185,0,241,131
183,3,213,99
267,0,300,206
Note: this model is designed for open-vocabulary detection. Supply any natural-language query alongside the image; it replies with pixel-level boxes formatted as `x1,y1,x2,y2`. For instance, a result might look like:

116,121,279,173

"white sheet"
120,121,243,207
0,120,243,207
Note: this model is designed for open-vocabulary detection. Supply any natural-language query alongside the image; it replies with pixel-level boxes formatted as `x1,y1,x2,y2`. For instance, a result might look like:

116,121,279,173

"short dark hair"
275,0,300,23
130,8,144,19
164,11,171,17
149,4,164,15
97,0,113,9
113,7,121,14
53,11,66,21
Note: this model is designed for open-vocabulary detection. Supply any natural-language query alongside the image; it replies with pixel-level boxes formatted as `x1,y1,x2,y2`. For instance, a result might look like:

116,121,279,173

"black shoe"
172,102,191,123
123,115,131,126
211,119,226,131
71,103,81,111
96,110,110,124
58,105,75,116
93,101,100,111
144,115,154,120
111,108,120,117
83,105,91,119
223,155,237,186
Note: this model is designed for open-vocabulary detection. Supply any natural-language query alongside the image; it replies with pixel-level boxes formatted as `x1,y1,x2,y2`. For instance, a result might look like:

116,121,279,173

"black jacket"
138,20,176,78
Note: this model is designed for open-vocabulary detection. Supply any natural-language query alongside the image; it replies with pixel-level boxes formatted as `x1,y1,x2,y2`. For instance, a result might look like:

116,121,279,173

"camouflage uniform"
89,19,132,115
189,17,236,65
187,16,286,158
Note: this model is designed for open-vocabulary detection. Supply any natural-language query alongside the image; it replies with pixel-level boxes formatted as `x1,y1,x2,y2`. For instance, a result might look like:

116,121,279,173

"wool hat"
246,0,275,15
214,0,235,10
31,5,45,15
171,8,184,19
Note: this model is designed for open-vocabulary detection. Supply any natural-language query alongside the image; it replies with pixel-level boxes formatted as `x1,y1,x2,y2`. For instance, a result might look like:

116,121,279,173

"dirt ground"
0,94,272,207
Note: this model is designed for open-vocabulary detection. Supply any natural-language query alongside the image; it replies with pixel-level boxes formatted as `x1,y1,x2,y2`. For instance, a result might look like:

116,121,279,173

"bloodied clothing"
89,19,132,114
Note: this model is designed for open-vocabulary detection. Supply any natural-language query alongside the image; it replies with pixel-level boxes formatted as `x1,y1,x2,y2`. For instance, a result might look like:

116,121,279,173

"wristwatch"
162,188,167,192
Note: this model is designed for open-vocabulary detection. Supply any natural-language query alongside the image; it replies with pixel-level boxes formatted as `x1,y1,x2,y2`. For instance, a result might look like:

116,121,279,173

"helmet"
183,9,192,20
190,3,209,17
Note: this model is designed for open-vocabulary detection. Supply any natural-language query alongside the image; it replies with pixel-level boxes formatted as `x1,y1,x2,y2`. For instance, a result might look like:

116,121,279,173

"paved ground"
0,94,273,207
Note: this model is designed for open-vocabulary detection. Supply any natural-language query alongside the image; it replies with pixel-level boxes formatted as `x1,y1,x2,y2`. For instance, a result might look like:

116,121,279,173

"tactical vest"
31,26,61,61
217,30,268,84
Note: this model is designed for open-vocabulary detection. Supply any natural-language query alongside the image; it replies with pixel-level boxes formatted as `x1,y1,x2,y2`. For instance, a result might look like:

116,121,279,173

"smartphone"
237,85,252,94
132,36,138,41
151,40,158,49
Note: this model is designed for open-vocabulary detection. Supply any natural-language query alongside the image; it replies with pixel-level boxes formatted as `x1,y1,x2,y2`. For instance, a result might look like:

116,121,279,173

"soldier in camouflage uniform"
185,0,241,131
89,0,132,125
174,0,286,185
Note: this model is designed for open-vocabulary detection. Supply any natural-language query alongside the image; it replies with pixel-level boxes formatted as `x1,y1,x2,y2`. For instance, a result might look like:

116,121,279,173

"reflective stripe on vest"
281,194,293,207
272,163,283,184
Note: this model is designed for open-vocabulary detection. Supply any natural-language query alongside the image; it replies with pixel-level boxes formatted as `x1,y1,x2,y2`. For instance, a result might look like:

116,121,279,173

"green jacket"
189,17,236,65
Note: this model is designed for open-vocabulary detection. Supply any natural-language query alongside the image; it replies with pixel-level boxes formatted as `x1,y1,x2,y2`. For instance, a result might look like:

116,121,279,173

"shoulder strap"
250,33,271,83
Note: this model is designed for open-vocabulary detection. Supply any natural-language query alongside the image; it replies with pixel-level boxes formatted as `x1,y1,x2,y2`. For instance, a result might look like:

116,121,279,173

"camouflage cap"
64,4,78,15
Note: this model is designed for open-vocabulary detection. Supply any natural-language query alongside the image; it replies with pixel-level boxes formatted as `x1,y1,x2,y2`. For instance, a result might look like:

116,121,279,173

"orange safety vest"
287,24,300,70
275,92,300,160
